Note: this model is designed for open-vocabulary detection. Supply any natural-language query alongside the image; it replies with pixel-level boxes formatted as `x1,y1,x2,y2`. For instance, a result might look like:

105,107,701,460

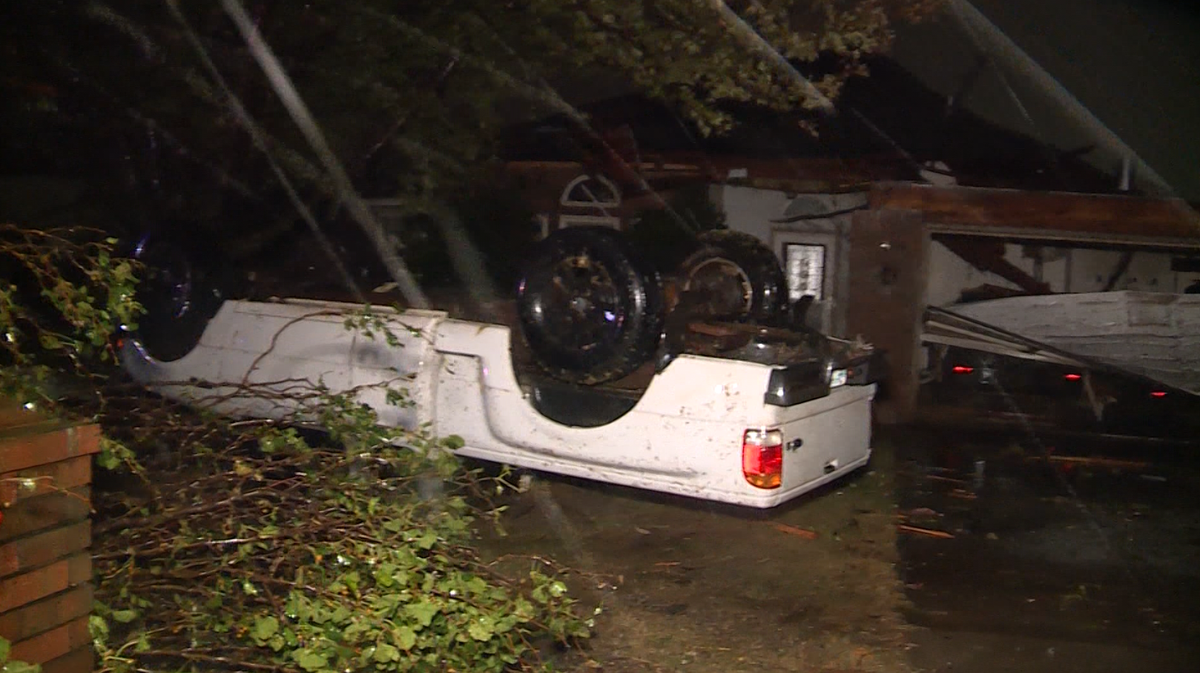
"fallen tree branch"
139,649,298,673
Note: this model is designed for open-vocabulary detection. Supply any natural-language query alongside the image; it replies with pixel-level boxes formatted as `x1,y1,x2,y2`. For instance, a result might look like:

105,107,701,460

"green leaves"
1,659,41,673
0,634,39,673
0,225,145,421
411,529,439,550
178,460,590,672
258,427,310,455
111,609,140,624
404,598,440,628
251,616,279,642
373,642,401,662
75,287,588,673
393,626,418,652
96,437,135,472
467,615,496,642
87,614,109,646
292,648,327,672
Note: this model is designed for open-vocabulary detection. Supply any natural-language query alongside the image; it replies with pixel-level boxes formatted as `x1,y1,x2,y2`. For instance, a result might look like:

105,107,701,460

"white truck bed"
122,298,875,508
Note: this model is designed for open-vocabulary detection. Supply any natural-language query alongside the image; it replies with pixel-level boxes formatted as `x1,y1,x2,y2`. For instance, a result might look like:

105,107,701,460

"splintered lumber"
771,523,819,540
897,524,955,539
1033,455,1150,471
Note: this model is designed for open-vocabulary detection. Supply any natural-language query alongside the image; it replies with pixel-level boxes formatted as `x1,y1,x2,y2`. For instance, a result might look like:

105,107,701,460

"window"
785,243,826,301
559,214,620,229
560,174,620,209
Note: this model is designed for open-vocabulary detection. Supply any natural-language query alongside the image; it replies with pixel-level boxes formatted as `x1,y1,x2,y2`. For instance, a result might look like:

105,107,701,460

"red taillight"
1064,373,1082,381
1151,391,1167,398
951,365,974,374
743,429,783,489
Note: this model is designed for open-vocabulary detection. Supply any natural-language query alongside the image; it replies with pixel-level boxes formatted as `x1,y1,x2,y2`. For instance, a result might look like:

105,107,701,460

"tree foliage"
4,0,942,224
91,407,592,673
0,222,592,672
84,309,594,673
0,224,142,400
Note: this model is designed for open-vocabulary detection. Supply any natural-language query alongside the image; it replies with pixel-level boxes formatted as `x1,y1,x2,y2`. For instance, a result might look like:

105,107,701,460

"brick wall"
1,404,98,673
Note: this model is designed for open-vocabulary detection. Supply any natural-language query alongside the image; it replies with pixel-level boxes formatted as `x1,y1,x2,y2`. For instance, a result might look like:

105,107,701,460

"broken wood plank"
1034,455,1150,471
771,523,819,540
869,183,1200,245
924,474,968,485
897,524,955,539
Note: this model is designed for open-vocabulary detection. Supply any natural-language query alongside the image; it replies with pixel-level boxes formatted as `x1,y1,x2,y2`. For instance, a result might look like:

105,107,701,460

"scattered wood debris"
1034,455,1149,471
897,524,955,539
771,522,819,540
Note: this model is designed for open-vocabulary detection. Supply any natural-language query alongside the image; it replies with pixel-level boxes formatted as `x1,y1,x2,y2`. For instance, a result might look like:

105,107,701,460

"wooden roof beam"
869,182,1200,245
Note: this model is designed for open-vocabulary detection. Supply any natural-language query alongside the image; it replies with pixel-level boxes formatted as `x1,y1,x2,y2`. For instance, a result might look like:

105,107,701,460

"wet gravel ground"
895,426,1200,673
471,421,1200,673
475,447,914,673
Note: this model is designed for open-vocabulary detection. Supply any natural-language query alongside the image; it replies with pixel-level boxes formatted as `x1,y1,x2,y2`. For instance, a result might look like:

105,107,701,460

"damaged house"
495,55,1200,434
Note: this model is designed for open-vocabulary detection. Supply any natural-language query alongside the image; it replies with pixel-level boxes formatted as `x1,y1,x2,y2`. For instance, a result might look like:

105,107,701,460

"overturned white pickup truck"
122,227,881,508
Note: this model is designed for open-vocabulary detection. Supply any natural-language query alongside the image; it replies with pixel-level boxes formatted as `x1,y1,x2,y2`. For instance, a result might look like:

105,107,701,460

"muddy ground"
479,442,914,673
476,427,1200,673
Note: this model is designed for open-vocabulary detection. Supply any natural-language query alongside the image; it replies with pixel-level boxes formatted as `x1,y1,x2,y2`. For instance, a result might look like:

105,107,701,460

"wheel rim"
533,252,624,354
684,257,753,315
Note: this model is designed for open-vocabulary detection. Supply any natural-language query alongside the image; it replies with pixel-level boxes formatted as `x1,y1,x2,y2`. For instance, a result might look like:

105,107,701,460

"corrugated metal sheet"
951,291,1200,393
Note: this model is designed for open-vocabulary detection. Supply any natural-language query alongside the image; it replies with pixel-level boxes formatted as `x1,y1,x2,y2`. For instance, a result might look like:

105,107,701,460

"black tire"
516,226,666,385
125,230,233,362
676,230,787,323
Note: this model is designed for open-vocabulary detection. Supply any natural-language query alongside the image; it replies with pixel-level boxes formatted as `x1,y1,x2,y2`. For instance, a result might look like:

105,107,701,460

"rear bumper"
739,450,872,508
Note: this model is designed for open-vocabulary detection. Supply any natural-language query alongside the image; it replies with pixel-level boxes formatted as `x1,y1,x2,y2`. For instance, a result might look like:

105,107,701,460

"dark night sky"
891,0,1200,200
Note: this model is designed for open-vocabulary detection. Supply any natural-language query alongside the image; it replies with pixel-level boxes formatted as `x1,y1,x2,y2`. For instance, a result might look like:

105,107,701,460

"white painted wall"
1065,249,1181,293
927,240,1191,306
715,185,867,334
1000,244,1070,290
713,185,1200,316
713,185,793,244
926,241,1019,306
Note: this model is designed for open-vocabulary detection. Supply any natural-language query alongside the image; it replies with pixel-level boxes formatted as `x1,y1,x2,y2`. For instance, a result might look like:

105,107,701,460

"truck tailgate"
775,384,875,497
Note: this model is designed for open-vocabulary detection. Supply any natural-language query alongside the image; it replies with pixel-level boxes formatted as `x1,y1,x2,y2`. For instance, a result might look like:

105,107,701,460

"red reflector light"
1064,373,1082,381
743,429,783,489
1151,391,1167,398
951,365,974,374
